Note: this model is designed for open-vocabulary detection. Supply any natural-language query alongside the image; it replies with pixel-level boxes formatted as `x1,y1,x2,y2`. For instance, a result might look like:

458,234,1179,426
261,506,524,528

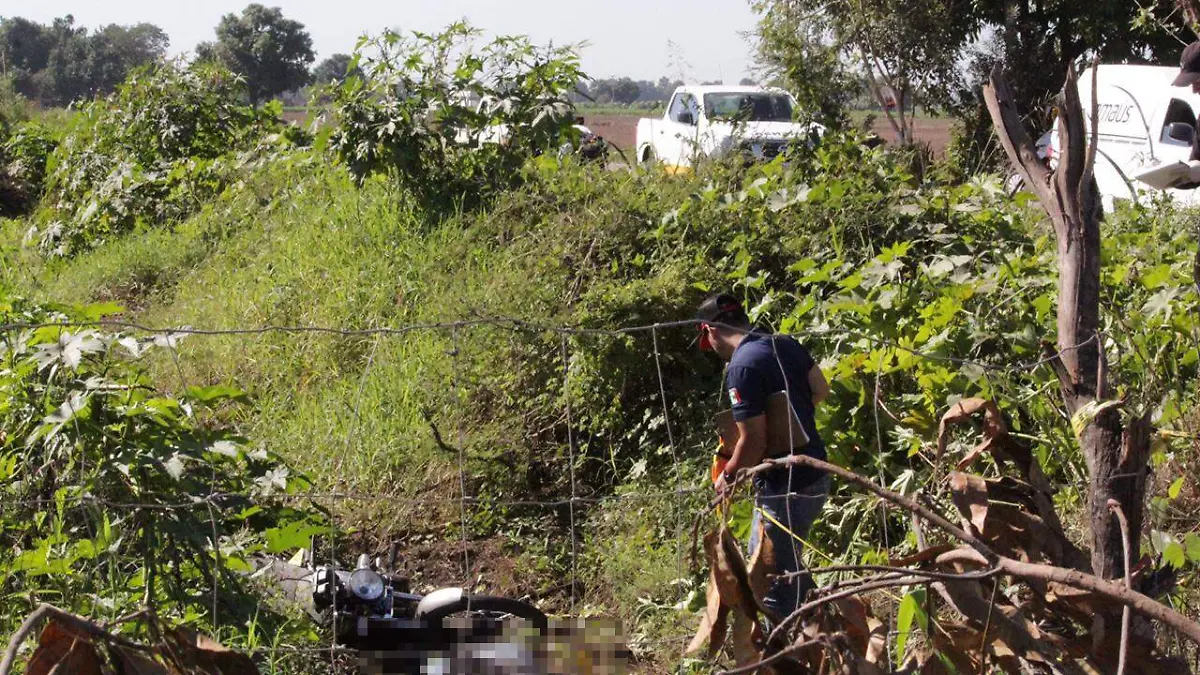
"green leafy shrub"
0,122,59,216
28,61,294,256
327,22,585,212
941,100,1006,183
429,135,1200,577
0,74,33,135
0,296,321,639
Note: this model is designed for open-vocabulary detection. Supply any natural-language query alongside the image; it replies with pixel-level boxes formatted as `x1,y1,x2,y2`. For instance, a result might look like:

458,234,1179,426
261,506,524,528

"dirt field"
581,112,955,157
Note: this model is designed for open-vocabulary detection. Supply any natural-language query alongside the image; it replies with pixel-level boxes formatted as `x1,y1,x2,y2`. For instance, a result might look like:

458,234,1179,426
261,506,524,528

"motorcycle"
310,552,549,674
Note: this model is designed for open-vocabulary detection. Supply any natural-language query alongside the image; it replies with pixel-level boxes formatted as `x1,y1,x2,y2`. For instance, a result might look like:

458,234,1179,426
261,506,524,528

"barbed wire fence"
2,315,1103,671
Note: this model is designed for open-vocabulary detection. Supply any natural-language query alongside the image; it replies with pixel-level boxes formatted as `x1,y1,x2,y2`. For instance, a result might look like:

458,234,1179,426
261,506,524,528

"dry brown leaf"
168,628,258,675
948,471,989,533
25,619,105,675
936,398,1006,458
828,597,870,654
717,525,761,620
729,612,759,667
687,525,745,659
827,597,887,666
929,623,982,674
686,560,727,657
114,646,170,675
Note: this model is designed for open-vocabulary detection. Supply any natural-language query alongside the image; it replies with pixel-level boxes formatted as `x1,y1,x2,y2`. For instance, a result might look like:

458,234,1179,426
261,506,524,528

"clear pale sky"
9,1,760,82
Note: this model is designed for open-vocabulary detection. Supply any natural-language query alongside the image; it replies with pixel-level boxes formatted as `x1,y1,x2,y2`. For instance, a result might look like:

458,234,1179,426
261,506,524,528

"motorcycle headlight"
348,568,385,601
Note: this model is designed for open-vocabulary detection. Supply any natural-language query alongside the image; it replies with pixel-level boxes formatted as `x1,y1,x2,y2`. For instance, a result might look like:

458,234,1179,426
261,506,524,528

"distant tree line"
575,77,678,105
574,76,764,105
2,5,766,112
0,16,169,106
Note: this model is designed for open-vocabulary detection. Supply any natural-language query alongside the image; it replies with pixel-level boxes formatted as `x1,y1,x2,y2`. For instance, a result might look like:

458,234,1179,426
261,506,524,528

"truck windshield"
703,93,794,122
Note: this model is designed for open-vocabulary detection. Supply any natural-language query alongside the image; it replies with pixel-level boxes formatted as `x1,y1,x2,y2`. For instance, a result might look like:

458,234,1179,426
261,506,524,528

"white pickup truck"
635,85,823,169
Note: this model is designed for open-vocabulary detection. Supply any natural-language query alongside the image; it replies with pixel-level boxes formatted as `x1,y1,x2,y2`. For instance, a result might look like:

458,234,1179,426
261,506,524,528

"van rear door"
1077,67,1152,203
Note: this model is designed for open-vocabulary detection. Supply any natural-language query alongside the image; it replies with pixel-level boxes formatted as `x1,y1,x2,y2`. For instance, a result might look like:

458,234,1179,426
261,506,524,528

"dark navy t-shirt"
726,332,826,487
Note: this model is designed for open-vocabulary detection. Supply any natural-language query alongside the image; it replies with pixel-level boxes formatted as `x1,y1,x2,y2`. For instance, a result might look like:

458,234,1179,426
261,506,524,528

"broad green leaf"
185,384,248,404
264,519,330,554
726,499,755,543
1151,529,1175,555
74,301,125,321
0,453,16,481
1185,533,1200,563
1141,264,1173,289
895,589,928,668
44,393,91,426
1168,476,1185,500
1142,288,1180,318
1031,293,1053,320
1164,542,1186,569
223,556,255,573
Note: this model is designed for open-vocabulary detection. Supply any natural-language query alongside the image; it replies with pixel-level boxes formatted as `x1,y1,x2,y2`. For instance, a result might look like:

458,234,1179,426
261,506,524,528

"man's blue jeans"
747,469,831,626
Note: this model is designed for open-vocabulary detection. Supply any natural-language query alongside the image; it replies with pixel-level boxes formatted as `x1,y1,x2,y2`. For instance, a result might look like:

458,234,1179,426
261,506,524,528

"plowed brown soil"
581,112,954,157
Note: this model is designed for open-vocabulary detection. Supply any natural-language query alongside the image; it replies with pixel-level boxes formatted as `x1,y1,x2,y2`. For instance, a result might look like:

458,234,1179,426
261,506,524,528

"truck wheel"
640,147,656,168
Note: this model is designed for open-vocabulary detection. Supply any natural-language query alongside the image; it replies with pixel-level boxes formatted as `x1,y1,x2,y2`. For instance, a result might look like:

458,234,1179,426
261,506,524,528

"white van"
1052,64,1200,210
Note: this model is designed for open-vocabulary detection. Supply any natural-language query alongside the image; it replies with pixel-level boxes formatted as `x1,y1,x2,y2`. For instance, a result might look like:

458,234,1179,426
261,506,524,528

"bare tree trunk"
982,65,1151,587
860,54,904,143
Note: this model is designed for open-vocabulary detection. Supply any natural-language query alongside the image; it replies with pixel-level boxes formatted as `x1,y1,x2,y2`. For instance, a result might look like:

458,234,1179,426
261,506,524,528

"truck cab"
635,85,823,170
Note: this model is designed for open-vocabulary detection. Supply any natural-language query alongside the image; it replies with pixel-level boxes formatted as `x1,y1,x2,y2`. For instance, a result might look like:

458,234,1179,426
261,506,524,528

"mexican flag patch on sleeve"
728,388,742,406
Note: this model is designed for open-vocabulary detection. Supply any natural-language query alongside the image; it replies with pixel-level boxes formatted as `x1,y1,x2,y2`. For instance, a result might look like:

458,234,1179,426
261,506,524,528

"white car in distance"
635,85,823,170
455,95,604,161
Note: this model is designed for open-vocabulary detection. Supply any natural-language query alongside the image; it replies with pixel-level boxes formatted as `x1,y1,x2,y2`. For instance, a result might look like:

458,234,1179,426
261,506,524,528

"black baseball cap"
1174,41,1200,86
696,294,748,350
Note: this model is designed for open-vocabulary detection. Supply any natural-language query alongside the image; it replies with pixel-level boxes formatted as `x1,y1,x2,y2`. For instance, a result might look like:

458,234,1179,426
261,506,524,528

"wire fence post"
651,325,686,590
451,326,472,592
872,348,894,664
561,334,578,614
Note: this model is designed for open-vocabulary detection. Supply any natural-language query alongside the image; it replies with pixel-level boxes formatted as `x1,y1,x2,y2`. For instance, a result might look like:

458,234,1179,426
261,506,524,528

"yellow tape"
753,505,837,565
754,506,903,602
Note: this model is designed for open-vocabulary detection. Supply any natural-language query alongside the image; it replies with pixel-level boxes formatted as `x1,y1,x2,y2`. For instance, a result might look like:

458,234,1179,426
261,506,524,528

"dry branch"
753,454,1200,648
0,604,154,675
1,604,259,675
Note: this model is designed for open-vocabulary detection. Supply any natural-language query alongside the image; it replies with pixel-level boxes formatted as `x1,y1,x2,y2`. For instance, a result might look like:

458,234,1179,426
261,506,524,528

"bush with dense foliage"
27,61,298,256
0,121,59,217
327,23,586,212
0,296,322,644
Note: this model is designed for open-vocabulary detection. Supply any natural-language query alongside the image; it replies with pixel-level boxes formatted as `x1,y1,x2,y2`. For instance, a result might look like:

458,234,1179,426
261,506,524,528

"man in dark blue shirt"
696,293,831,626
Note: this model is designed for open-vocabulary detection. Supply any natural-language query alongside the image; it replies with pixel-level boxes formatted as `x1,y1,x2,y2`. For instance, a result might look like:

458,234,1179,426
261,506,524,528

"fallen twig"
715,633,839,675
781,563,1001,585
762,575,933,656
